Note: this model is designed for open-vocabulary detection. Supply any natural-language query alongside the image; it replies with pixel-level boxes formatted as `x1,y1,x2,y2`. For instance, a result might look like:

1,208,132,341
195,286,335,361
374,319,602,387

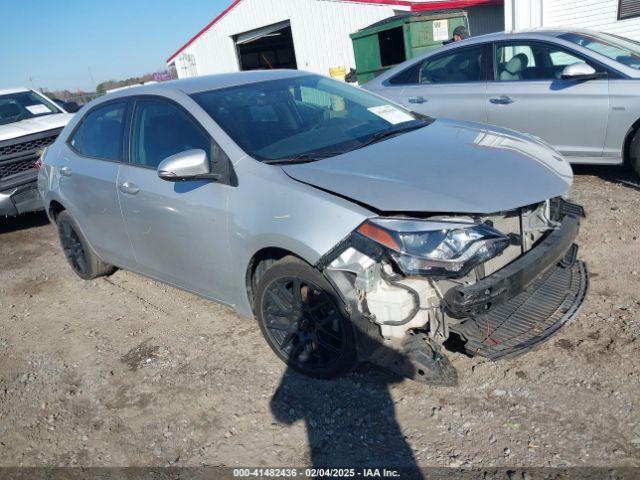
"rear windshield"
192,75,427,162
560,32,640,70
0,91,60,125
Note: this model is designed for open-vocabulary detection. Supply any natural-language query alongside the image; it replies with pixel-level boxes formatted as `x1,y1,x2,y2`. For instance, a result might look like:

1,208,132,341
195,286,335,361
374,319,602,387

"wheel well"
48,200,66,221
623,118,640,167
245,248,300,312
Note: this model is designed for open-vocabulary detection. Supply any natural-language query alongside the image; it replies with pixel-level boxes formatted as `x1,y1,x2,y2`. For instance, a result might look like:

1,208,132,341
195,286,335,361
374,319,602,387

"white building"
167,0,505,79
505,0,640,40
167,0,640,80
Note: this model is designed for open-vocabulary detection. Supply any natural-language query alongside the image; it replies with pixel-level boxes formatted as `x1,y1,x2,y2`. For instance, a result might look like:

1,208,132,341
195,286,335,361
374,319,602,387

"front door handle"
408,96,427,104
490,96,514,105
119,181,140,195
59,166,73,177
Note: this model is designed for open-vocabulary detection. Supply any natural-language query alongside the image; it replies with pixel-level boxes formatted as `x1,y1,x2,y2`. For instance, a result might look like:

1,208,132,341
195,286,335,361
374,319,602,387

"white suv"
0,88,74,217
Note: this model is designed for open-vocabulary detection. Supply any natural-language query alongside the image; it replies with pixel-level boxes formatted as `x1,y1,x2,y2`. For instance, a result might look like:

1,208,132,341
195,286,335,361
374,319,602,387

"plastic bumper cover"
0,179,43,217
444,215,588,359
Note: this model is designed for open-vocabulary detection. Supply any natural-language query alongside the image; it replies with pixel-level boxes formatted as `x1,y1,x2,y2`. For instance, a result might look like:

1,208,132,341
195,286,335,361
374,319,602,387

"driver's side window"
494,42,588,82
130,99,210,169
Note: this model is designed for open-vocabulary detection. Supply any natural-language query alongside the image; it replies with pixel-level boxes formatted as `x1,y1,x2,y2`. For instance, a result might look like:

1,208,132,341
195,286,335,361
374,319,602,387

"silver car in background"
365,29,640,175
39,71,587,383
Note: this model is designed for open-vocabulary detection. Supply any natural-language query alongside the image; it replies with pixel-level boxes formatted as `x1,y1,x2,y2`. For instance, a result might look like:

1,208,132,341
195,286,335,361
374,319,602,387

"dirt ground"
0,167,639,469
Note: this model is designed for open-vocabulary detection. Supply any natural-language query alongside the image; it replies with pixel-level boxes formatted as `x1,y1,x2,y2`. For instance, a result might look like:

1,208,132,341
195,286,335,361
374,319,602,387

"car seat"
499,53,529,81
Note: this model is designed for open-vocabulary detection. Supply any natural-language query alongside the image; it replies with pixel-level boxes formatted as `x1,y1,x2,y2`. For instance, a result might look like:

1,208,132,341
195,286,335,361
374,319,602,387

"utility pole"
88,67,96,90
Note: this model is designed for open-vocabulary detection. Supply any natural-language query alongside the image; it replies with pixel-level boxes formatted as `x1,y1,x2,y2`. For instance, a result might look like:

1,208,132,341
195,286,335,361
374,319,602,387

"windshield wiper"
263,119,432,165
358,121,431,149
263,151,346,165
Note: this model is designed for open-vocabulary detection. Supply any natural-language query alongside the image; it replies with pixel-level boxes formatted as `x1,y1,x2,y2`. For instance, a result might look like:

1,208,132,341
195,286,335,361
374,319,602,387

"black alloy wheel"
256,257,356,378
55,210,115,280
58,217,88,275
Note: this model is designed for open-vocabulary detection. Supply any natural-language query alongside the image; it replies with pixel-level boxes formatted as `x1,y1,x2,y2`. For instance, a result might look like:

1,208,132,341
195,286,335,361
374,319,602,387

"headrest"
504,53,529,74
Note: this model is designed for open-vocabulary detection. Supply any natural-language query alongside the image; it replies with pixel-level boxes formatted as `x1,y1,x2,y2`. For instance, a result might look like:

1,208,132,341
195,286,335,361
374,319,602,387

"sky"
0,0,230,92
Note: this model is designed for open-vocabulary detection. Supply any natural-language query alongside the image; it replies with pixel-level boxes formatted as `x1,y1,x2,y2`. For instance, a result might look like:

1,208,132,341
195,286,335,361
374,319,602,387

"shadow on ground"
270,365,423,470
0,211,50,235
572,164,640,192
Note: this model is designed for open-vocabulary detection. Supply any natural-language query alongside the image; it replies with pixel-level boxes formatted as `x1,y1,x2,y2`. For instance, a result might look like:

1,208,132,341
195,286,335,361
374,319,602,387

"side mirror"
63,101,81,113
157,149,220,182
561,63,602,81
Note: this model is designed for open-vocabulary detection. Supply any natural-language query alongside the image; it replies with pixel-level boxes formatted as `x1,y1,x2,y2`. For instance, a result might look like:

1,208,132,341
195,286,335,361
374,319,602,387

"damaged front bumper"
320,200,589,380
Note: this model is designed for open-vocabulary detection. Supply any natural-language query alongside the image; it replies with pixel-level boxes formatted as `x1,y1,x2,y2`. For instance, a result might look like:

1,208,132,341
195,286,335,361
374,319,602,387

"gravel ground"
0,167,639,469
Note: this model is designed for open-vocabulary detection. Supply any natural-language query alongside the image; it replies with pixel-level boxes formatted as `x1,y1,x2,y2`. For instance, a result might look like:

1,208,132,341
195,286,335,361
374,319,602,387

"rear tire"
630,128,640,177
56,211,114,280
254,256,357,379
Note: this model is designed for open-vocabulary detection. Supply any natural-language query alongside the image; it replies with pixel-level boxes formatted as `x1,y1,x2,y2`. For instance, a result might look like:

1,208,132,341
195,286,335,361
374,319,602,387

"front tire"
56,211,114,280
255,256,357,379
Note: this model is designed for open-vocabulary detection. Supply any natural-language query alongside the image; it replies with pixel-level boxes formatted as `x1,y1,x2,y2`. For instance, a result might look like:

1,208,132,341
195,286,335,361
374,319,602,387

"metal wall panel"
467,4,504,35
173,0,402,78
505,0,640,41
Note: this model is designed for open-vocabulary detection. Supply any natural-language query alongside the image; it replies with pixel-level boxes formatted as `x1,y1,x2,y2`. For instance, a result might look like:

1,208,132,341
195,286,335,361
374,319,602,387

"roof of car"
463,28,595,43
105,69,308,99
0,87,31,96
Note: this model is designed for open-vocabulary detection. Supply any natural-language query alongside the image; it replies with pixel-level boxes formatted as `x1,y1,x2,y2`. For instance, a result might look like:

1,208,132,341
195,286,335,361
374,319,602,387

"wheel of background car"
56,211,115,280
630,129,640,177
254,256,357,379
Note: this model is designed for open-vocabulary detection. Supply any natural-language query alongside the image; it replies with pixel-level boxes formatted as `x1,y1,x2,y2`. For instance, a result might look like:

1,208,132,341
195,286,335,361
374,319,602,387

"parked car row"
39,66,588,382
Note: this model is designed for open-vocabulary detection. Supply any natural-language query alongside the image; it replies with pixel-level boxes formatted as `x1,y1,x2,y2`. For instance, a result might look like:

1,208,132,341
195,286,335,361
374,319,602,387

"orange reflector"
357,222,400,251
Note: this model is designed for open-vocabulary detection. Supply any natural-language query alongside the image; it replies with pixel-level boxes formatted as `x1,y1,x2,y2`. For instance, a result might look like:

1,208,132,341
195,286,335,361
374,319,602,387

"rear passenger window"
130,100,210,169
70,102,125,160
388,63,422,85
419,46,485,84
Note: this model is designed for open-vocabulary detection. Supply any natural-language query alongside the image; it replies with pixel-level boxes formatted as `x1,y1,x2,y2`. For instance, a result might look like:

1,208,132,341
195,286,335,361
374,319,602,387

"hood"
282,119,573,214
0,113,73,142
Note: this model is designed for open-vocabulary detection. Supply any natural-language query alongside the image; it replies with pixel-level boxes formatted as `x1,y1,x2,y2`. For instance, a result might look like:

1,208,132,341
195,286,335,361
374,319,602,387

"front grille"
0,128,62,182
0,133,57,157
0,158,37,179
451,261,588,360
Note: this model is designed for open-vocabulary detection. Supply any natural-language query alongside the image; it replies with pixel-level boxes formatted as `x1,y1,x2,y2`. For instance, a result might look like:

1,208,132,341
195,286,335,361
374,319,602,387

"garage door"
235,21,297,71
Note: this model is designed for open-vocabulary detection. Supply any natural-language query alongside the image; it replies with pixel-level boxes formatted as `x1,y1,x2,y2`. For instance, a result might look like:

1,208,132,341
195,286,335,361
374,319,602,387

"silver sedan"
364,29,640,175
39,71,587,382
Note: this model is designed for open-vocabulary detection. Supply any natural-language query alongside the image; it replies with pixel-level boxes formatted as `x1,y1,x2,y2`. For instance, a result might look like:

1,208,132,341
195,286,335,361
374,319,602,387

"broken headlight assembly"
355,218,510,278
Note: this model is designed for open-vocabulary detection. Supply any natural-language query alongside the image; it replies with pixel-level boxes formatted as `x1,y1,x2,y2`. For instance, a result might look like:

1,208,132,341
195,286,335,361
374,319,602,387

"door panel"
399,83,487,123
486,80,609,158
59,153,134,268
394,44,488,123
487,41,609,159
117,165,230,299
60,101,134,267
117,97,230,299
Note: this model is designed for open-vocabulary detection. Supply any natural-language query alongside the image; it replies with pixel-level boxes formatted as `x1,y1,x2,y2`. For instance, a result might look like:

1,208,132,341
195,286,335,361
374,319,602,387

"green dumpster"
350,11,469,84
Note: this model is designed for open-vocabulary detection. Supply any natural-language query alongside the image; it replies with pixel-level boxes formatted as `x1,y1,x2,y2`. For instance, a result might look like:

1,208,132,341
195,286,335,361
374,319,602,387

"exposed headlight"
355,218,510,277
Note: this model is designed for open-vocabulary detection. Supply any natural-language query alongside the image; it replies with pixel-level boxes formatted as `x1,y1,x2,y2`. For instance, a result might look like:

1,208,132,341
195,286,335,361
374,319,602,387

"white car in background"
0,88,74,217
365,29,640,175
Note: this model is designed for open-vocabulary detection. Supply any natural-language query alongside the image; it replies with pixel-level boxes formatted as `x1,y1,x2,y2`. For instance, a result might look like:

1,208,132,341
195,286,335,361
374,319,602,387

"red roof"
167,0,502,64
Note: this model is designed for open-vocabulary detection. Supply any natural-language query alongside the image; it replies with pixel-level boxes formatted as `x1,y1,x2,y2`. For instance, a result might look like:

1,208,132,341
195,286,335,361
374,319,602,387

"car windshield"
192,75,430,162
560,31,640,70
0,91,60,126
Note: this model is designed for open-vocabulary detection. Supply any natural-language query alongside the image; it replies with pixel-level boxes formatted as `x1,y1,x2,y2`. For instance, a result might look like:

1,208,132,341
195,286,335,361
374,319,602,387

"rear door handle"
490,96,514,105
119,181,140,195
408,96,427,104
60,166,73,177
